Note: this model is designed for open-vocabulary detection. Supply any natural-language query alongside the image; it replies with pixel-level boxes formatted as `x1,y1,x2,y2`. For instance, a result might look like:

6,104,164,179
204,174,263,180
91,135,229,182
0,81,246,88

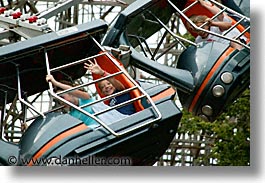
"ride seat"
181,0,250,43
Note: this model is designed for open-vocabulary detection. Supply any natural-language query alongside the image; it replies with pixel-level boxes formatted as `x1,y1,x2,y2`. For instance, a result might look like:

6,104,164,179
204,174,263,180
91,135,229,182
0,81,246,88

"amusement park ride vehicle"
0,0,250,166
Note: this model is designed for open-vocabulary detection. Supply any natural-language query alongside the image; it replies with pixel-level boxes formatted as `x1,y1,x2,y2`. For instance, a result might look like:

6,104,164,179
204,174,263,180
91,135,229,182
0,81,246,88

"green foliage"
181,32,195,42
178,89,250,166
176,32,195,47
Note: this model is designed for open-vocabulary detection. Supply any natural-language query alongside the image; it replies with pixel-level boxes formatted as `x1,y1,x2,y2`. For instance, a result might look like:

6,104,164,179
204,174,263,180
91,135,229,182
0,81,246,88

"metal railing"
168,0,250,50
45,36,162,137
15,65,46,119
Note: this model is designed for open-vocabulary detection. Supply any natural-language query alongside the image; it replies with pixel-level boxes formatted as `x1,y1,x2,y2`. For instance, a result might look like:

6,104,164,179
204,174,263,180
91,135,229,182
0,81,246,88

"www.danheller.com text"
8,155,132,166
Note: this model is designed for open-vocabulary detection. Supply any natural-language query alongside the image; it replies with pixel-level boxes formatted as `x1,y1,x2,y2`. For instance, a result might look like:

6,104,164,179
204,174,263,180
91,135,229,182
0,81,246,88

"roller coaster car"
102,0,250,121
171,0,250,121
0,19,181,166
18,84,180,166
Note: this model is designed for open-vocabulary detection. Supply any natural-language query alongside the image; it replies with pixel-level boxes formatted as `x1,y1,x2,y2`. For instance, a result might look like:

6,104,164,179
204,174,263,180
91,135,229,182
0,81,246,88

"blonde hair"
189,15,209,24
97,80,104,92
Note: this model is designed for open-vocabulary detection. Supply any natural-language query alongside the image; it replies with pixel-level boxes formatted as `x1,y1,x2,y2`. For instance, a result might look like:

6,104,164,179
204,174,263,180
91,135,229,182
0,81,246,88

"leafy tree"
178,89,250,166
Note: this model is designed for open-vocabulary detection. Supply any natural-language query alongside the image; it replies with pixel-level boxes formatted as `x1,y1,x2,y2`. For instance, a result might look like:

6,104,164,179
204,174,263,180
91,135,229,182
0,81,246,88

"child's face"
98,80,116,96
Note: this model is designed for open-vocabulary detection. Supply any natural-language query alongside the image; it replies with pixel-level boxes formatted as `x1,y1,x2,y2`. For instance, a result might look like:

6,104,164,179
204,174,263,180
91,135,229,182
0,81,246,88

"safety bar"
15,65,45,119
223,17,246,36
198,8,227,28
49,52,106,73
168,0,250,50
94,95,146,116
56,71,124,96
182,0,198,13
45,36,162,137
0,89,7,139
80,86,139,108
208,0,250,22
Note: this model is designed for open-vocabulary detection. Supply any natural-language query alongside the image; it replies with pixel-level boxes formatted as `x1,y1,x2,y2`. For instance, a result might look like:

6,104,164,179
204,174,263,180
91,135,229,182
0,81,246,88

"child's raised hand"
205,18,213,25
84,58,104,76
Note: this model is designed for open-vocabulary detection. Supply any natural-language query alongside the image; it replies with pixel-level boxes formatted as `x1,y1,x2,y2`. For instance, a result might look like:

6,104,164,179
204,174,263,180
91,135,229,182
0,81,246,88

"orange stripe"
151,88,176,102
188,47,234,112
28,124,88,166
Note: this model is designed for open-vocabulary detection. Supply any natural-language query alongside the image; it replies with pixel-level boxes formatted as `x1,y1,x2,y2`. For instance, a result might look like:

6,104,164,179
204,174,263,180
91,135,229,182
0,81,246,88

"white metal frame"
168,0,250,50
45,35,162,137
